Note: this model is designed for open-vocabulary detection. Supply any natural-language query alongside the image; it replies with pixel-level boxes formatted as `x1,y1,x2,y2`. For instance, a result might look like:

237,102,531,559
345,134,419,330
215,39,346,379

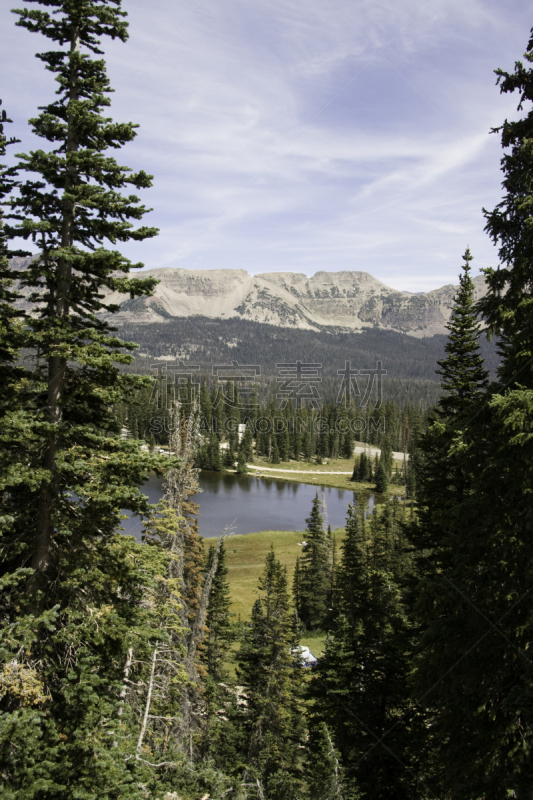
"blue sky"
2,0,532,291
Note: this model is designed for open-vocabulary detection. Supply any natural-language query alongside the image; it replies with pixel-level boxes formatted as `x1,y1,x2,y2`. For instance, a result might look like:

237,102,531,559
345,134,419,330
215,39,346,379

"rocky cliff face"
101,267,488,337
11,258,488,337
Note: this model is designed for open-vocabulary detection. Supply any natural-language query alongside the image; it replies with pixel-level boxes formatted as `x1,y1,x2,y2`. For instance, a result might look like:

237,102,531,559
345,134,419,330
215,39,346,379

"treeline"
116,315,500,387
116,384,421,492
117,383,424,464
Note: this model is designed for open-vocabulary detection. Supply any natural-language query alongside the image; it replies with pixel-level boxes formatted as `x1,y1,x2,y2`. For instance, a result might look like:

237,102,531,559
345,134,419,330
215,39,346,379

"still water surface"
122,471,374,539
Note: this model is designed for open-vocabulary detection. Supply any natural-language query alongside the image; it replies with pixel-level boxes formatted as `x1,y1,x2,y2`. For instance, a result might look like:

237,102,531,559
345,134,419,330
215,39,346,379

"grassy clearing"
244,456,405,495
210,528,335,674
205,527,345,622
251,456,354,474
300,632,327,660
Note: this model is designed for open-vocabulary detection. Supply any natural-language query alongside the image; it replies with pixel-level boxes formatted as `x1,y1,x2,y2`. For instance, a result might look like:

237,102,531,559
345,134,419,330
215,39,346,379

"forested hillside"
116,318,499,409
118,316,499,378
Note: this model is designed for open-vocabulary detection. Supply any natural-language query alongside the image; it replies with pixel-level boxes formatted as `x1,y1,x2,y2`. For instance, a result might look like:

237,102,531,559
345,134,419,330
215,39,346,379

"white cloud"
1,0,532,291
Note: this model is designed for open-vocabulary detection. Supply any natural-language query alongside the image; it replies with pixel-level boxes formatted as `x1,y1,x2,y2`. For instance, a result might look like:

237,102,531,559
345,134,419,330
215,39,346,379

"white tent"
293,645,318,667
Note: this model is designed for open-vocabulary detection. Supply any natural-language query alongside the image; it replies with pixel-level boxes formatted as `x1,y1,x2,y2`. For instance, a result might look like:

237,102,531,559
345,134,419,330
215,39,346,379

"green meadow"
205,527,346,660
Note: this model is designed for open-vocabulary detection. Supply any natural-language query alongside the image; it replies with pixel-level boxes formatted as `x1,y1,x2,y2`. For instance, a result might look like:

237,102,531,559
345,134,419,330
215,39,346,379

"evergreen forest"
2,2,533,798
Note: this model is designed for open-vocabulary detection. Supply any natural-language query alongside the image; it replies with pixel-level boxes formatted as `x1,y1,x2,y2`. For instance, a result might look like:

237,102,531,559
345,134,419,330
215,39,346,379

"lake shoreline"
123,470,375,539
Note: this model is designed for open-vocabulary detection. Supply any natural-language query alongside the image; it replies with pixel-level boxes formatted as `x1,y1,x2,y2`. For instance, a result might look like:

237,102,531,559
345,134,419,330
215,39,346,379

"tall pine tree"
0,2,178,795
204,539,233,681
297,492,330,629
412,35,533,795
3,0,166,591
237,547,305,800
308,500,425,799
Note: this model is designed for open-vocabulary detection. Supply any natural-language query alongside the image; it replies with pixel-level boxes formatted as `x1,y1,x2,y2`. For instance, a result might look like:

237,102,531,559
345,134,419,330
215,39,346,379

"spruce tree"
306,615,355,788
292,555,302,619
271,434,280,464
336,498,367,630
380,435,393,476
413,250,488,549
3,0,166,588
305,723,346,800
308,501,424,799
236,449,248,474
437,248,488,418
374,460,388,493
411,37,533,791
0,2,178,793
298,493,330,629
209,433,222,470
0,100,27,392
223,441,236,468
204,540,233,680
350,454,360,482
240,422,254,462
237,547,305,799
342,427,355,459
277,421,290,462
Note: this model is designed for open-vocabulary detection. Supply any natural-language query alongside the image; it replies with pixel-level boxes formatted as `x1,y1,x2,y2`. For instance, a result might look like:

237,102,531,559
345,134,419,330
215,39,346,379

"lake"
122,471,375,539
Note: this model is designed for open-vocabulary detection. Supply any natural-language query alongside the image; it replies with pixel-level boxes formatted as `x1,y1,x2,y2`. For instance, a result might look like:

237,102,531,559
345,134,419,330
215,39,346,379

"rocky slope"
11,259,488,337
101,267,487,337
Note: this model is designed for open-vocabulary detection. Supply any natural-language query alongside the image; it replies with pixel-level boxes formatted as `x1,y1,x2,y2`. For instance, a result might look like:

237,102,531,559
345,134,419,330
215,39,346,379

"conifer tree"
0,100,27,393
0,2,179,793
336,498,367,630
412,250,489,548
342,427,355,460
305,723,346,800
237,547,305,799
204,540,233,681
357,451,372,482
302,418,313,461
166,405,205,631
3,0,166,590
374,460,388,493
293,555,302,619
199,378,212,433
209,432,222,470
212,383,225,440
380,435,393,476
437,248,489,417
240,422,254,462
411,38,533,791
224,441,236,468
236,450,248,474
271,434,280,464
298,493,330,629
308,501,424,799
277,421,290,462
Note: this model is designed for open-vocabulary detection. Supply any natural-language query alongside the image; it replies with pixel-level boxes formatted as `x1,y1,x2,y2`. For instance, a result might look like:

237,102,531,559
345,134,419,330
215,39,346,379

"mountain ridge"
9,258,488,338
101,266,488,337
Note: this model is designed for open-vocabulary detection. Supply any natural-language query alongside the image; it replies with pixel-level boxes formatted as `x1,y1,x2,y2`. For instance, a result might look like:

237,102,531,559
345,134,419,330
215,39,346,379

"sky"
2,0,533,292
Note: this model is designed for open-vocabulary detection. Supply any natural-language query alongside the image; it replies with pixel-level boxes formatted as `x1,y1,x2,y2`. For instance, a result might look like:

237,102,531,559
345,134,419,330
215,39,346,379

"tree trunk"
33,25,80,578
137,646,157,758
114,647,133,748
186,529,228,675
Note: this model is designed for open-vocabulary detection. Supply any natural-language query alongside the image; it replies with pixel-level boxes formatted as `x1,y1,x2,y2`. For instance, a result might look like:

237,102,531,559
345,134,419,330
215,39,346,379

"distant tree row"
116,383,425,474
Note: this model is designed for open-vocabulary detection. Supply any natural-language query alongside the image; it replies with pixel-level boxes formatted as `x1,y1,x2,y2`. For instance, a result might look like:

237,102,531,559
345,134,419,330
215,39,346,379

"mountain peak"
12,258,488,337
104,266,488,336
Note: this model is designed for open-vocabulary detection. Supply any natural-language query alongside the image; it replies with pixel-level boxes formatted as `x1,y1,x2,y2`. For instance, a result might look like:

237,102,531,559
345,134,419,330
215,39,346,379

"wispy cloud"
1,0,531,291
